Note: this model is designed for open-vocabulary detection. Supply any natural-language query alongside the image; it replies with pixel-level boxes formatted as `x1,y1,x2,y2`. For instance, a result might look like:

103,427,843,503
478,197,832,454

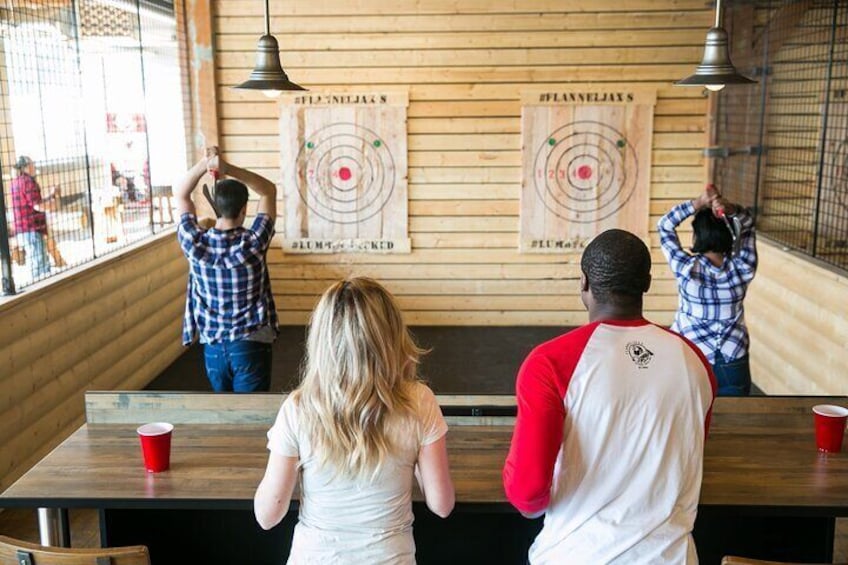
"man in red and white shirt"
503,229,716,564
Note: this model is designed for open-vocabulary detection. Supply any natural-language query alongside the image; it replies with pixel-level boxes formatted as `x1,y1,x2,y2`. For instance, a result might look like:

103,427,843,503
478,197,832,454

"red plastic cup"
812,405,848,453
137,422,174,472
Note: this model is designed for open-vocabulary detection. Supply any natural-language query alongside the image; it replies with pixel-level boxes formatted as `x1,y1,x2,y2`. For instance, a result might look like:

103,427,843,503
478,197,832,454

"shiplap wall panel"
746,242,848,394
214,1,713,326
0,235,187,492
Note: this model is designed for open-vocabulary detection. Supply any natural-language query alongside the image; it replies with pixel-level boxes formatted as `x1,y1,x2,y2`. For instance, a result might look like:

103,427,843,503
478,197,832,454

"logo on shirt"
625,342,654,369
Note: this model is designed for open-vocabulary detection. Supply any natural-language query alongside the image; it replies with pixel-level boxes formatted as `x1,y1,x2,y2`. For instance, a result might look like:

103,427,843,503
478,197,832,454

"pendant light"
675,0,756,91
234,0,305,96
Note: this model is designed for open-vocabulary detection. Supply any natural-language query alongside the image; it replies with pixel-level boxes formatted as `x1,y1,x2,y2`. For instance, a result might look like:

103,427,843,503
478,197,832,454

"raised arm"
175,155,210,216
657,187,717,270
718,200,757,277
212,156,277,219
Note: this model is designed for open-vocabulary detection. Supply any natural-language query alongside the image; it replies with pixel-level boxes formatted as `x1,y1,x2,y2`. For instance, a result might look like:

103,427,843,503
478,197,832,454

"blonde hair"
293,277,424,478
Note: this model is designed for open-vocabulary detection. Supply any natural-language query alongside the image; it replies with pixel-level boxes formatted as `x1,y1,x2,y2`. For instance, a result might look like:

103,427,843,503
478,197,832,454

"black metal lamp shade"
234,34,305,91
675,26,756,90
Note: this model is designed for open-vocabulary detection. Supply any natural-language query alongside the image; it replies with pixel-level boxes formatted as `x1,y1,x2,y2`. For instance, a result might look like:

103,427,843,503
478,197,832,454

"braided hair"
580,229,651,306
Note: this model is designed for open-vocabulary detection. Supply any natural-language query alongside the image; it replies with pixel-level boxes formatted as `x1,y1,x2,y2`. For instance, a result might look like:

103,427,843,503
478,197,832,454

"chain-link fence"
0,0,190,294
715,0,848,272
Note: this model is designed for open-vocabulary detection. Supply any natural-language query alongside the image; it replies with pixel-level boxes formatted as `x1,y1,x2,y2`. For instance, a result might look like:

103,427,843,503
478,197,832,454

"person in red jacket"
503,229,716,564
10,156,57,280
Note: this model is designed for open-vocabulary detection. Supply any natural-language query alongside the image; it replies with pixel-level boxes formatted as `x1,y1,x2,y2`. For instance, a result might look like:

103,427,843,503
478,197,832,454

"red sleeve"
503,352,564,515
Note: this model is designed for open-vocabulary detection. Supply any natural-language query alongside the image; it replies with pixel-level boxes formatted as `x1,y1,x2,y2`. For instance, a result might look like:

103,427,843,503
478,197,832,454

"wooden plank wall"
213,0,714,326
0,234,187,492
746,241,848,394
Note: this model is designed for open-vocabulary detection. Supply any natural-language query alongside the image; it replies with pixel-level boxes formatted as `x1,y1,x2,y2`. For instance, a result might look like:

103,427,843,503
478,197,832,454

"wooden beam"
185,0,219,153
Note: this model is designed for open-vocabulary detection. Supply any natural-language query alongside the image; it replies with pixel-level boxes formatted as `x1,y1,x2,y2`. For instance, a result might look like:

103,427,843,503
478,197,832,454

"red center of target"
338,167,352,181
576,165,593,180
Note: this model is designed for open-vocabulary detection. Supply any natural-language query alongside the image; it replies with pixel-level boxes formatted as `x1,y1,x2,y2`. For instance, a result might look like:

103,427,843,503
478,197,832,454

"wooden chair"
0,535,150,565
722,556,848,565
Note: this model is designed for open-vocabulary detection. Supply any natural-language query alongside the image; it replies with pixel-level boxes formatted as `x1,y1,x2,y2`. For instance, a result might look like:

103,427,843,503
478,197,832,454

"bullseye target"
520,87,656,253
296,123,396,225
281,92,410,253
533,121,638,223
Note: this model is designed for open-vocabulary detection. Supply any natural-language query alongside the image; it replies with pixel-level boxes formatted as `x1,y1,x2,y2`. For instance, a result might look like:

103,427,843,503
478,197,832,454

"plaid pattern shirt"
657,201,757,364
178,213,279,345
10,173,47,235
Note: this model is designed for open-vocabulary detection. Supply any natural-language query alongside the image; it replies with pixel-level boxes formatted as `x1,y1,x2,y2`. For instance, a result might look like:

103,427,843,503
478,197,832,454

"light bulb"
705,84,726,92
262,89,283,99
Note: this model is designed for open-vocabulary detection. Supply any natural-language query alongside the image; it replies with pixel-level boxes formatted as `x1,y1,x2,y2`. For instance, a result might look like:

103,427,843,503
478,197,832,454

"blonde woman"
254,277,455,564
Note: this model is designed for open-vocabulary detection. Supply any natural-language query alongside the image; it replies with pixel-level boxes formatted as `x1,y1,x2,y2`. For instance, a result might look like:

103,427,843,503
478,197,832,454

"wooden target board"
520,87,656,253
280,92,410,253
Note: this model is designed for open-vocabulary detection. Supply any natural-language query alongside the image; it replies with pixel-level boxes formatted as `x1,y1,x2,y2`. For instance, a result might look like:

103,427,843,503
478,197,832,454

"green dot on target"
306,141,314,149
373,139,382,147
548,138,556,146
617,139,626,148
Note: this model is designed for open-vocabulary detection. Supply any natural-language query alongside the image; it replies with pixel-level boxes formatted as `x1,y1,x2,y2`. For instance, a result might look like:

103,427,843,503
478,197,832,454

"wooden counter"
2,393,847,564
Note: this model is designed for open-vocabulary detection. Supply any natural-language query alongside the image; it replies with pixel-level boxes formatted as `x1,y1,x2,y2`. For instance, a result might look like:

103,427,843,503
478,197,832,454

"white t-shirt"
267,382,448,565
504,320,716,564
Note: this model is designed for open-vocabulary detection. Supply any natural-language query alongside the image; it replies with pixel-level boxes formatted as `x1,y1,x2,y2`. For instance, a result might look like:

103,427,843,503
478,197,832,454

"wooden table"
2,394,847,564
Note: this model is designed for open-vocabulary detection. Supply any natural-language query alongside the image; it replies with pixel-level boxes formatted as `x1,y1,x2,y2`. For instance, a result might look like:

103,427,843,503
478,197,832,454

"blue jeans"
713,352,751,396
19,231,50,280
203,340,272,392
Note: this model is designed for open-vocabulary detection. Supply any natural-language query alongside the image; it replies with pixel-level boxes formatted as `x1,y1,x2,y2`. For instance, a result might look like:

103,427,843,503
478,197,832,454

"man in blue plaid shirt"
657,186,758,396
176,147,278,392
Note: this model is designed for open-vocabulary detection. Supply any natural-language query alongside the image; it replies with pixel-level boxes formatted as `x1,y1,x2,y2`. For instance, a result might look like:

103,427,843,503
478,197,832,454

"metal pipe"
37,508,70,547
70,0,97,255
811,0,839,256
264,0,270,36
0,158,16,295
752,5,770,221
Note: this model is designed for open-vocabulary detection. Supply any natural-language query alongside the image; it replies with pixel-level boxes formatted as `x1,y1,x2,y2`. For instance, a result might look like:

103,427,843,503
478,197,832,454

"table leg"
37,507,70,547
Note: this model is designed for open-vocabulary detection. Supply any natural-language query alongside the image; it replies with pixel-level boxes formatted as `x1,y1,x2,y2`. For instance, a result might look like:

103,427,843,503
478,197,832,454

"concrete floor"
145,325,569,394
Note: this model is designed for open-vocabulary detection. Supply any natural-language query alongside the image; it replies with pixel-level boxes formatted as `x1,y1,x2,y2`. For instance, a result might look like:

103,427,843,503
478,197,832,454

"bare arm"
416,435,455,518
32,185,59,213
254,452,298,530
209,153,277,219
175,157,209,216
693,184,719,211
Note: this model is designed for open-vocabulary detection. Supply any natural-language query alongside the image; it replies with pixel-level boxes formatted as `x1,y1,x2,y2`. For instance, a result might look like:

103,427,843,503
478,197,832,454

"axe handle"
201,184,221,218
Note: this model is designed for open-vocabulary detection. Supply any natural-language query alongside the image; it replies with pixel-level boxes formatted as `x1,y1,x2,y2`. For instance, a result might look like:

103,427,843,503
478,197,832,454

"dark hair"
692,208,732,254
580,229,651,306
15,155,33,171
214,179,249,219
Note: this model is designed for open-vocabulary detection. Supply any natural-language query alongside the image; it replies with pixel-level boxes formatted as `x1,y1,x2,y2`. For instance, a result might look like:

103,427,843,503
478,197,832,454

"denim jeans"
203,340,272,392
19,231,50,280
713,352,751,396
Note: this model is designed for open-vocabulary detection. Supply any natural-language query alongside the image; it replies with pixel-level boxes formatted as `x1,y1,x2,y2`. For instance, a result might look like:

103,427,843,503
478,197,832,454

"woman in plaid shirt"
658,185,758,396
